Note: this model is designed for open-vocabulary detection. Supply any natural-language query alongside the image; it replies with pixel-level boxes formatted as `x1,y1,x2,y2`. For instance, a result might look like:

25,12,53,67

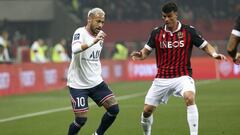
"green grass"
0,79,240,135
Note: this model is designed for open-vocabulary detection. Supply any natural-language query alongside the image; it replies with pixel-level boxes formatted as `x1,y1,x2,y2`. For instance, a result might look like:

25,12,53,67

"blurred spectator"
30,39,48,63
0,30,11,62
51,38,70,62
0,38,9,63
111,41,128,60
71,0,80,12
0,41,5,62
63,0,237,21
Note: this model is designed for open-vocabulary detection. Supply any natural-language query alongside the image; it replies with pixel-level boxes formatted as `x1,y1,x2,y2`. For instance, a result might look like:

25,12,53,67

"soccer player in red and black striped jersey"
227,16,240,64
131,2,226,135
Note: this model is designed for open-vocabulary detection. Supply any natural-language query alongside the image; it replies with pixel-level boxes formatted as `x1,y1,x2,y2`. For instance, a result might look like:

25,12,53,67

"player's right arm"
131,47,151,61
72,29,106,54
130,28,158,61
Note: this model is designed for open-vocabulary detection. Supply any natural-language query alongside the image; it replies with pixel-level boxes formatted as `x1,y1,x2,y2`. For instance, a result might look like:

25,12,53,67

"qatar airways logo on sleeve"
160,40,184,48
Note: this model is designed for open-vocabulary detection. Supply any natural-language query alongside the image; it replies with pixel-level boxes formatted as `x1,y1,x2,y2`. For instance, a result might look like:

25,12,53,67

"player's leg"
184,91,198,135
176,76,198,135
90,81,119,135
141,104,155,135
141,78,170,135
68,87,89,135
96,97,119,135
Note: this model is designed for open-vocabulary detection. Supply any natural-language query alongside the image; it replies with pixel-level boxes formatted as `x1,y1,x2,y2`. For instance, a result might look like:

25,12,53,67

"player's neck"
167,21,178,32
85,25,96,36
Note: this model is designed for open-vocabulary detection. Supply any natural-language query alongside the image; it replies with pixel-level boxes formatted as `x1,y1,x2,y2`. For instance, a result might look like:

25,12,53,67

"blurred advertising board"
0,58,239,96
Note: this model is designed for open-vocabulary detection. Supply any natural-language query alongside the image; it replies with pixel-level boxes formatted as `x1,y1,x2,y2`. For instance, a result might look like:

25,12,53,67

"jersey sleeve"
232,16,240,37
71,28,84,53
189,26,208,49
145,28,158,51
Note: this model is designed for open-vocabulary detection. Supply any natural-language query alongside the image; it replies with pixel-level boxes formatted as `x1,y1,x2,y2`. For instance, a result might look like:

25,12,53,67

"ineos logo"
160,40,184,48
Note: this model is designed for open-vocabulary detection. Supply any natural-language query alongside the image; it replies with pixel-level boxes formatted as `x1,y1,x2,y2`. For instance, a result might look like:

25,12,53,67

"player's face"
162,11,178,29
89,13,105,36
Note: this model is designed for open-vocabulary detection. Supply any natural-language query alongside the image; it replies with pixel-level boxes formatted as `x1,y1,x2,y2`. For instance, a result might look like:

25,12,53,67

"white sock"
141,113,153,135
187,104,199,135
92,132,98,135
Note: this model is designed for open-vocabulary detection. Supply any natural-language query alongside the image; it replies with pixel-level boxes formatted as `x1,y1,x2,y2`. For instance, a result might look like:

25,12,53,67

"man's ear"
175,12,178,17
87,17,92,23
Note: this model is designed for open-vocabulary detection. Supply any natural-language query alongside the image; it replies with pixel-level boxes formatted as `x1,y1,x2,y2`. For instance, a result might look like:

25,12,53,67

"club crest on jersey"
74,33,80,40
177,32,183,38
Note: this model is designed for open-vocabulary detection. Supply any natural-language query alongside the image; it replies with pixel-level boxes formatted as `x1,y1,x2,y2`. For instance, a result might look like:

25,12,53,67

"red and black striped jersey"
232,16,240,37
145,21,208,78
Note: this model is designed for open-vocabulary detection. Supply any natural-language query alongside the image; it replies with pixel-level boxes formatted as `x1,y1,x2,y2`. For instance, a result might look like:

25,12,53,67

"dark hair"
162,2,178,13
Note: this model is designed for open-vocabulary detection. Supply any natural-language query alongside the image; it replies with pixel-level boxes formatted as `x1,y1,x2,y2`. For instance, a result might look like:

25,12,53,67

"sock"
141,113,153,135
96,112,117,135
96,105,119,135
68,122,80,135
68,117,87,135
187,104,199,135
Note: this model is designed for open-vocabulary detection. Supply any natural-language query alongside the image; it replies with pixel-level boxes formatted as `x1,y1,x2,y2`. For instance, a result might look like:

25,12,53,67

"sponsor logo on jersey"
74,33,80,40
160,40,184,48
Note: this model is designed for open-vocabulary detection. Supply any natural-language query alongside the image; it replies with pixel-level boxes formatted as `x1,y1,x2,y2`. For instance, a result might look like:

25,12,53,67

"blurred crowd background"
0,0,239,63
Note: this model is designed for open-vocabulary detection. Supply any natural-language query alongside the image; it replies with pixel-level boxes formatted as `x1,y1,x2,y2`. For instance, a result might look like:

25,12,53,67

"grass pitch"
0,79,239,135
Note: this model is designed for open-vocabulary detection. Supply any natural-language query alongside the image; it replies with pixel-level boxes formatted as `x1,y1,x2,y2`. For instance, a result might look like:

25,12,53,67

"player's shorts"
68,81,114,113
145,76,196,106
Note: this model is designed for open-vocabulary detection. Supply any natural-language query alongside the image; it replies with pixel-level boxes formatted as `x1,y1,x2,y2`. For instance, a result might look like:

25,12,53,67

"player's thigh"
89,81,116,108
173,76,196,97
68,87,90,114
145,78,172,106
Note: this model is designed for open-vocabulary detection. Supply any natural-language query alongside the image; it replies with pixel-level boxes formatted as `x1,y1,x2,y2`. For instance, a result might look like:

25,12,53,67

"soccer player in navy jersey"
67,8,119,135
131,2,226,135
227,16,240,64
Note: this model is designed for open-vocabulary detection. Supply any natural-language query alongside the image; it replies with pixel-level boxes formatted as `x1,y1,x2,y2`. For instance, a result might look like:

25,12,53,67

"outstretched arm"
130,47,151,61
202,43,226,60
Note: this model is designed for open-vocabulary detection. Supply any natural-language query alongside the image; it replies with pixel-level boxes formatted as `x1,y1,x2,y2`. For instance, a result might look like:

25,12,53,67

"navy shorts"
68,81,114,113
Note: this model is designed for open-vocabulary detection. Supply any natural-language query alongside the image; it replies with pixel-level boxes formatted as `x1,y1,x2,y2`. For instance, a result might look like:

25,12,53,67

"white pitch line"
0,79,218,123
0,92,146,123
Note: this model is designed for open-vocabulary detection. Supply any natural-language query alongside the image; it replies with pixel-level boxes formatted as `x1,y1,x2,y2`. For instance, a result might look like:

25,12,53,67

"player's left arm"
202,43,226,60
189,25,226,60
227,16,240,64
227,34,240,63
227,34,239,57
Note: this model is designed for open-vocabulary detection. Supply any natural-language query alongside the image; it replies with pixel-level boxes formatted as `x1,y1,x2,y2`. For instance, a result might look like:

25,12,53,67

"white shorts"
145,76,196,106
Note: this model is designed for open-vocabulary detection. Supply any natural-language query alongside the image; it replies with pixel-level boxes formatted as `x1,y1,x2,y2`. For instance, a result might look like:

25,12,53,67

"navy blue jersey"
146,22,206,78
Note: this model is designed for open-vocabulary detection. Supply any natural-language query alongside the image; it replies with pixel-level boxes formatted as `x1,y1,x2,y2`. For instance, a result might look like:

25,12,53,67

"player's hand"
233,53,240,65
94,30,106,44
130,51,142,61
212,53,227,61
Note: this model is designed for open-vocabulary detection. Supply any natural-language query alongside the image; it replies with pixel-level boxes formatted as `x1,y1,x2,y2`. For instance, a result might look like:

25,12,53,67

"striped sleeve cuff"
144,44,152,51
199,40,208,49
232,29,240,37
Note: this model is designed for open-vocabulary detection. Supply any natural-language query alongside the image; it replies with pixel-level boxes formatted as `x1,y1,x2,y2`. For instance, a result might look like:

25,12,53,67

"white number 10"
76,97,85,107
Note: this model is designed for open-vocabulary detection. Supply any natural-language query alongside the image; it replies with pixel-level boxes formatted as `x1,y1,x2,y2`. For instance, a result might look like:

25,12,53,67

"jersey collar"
164,21,182,35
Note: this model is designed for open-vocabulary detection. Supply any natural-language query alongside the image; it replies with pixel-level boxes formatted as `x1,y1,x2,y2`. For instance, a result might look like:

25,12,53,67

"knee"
184,93,195,106
107,104,119,116
74,117,87,127
143,106,154,118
